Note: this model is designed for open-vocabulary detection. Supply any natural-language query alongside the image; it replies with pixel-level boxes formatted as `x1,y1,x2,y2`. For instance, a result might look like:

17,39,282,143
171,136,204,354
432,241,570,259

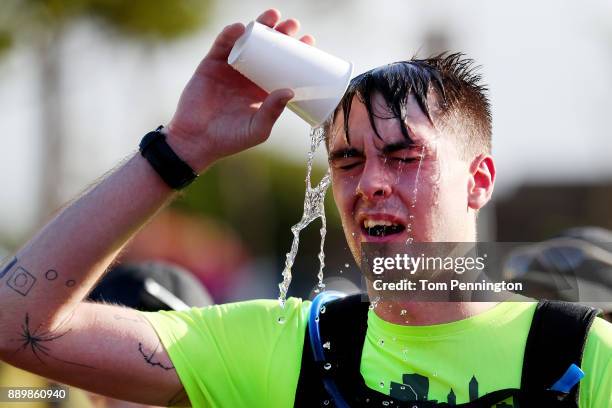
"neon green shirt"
143,298,611,407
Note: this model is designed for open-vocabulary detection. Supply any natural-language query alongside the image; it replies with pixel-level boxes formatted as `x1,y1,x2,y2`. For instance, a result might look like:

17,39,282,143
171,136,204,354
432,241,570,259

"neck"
370,296,499,326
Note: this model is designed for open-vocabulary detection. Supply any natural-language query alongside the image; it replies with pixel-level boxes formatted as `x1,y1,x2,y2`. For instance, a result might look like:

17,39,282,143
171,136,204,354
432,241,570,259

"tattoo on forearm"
6,266,37,296
13,313,96,369
45,269,58,280
0,257,17,280
1,259,76,295
138,342,175,370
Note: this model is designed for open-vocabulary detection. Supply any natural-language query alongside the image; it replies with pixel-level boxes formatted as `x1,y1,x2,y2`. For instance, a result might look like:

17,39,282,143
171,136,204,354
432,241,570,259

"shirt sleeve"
141,297,311,408
579,316,612,408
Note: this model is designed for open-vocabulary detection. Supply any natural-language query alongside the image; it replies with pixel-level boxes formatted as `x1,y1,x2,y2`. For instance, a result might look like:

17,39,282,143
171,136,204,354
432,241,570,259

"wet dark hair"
325,52,492,157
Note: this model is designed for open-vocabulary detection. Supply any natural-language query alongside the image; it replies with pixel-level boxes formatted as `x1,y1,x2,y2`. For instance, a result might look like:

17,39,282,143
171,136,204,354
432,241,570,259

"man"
0,8,610,408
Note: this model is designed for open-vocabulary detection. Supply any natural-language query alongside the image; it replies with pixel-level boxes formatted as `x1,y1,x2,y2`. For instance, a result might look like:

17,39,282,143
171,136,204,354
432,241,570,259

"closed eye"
333,159,364,170
390,157,420,164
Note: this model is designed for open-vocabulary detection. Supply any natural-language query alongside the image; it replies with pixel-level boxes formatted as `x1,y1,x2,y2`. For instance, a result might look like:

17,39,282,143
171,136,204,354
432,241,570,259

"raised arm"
0,9,312,406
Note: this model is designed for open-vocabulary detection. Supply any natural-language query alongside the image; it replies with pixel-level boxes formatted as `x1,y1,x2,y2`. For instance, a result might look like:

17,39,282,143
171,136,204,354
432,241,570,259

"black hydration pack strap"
294,294,599,407
520,300,600,406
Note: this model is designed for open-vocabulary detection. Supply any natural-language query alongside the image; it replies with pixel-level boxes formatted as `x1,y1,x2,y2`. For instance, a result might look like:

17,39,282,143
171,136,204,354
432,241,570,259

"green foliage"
0,30,12,55
86,0,212,40
0,0,212,50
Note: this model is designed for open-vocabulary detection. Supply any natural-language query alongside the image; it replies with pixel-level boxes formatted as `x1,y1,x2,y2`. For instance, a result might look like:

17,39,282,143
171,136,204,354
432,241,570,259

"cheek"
395,160,441,205
331,172,359,205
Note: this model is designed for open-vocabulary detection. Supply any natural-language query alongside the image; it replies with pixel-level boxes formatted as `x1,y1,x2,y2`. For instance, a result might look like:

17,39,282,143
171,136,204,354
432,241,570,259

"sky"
1,0,611,240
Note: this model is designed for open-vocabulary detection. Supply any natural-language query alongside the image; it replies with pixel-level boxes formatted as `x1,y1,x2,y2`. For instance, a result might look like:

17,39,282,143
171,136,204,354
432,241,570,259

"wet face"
329,93,494,265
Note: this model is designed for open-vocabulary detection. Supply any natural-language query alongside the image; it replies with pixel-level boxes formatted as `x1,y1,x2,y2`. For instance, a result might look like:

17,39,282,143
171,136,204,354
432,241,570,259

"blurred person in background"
1,8,610,408
116,209,250,303
503,227,612,322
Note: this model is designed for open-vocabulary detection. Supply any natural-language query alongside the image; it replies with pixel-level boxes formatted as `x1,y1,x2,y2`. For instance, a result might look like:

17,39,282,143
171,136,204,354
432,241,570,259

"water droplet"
320,306,326,314
379,339,385,346
433,372,438,377
323,363,332,370
339,270,343,274
379,381,385,388
409,215,415,220
323,400,329,406
277,316,286,324
323,341,331,349
315,315,320,322
400,386,406,390
406,237,414,244
344,263,350,268
382,402,389,406
400,309,407,315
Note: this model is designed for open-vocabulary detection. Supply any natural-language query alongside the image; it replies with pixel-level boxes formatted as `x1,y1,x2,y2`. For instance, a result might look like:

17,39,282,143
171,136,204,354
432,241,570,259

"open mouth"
362,219,406,237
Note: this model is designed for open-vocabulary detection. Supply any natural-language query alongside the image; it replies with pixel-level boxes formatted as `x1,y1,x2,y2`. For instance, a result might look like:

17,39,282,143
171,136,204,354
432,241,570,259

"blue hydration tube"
308,290,350,408
550,363,585,394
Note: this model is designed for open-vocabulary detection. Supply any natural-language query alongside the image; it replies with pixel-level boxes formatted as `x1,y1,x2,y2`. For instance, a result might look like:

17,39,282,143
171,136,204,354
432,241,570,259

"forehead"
328,93,441,150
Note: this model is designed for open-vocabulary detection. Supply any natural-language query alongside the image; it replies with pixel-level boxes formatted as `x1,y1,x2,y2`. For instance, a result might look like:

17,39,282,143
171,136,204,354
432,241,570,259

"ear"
467,154,496,210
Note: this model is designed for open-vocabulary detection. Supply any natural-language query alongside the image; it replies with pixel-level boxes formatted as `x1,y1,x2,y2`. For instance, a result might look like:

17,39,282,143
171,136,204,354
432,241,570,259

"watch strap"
139,126,197,190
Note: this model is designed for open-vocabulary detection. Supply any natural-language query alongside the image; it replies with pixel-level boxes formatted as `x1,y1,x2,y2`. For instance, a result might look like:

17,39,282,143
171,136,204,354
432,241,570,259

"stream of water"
277,127,331,308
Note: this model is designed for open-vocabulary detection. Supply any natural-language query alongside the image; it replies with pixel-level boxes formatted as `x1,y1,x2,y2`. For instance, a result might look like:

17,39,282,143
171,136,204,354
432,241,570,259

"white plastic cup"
228,21,353,127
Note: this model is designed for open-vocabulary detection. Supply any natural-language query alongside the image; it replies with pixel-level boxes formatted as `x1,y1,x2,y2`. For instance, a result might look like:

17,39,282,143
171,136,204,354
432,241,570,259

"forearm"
0,150,181,348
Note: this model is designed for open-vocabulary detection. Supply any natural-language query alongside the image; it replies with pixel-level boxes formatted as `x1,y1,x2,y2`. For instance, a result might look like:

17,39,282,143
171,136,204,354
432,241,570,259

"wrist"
163,124,216,173
139,126,198,190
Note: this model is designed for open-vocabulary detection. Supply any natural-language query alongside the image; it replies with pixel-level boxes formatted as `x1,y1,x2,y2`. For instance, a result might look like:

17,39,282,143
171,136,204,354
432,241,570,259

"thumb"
250,89,294,140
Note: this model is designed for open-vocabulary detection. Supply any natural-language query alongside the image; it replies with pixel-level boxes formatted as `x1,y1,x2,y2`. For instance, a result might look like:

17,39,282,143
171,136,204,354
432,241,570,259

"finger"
255,9,281,27
205,23,245,61
250,89,294,140
299,34,316,46
274,19,300,37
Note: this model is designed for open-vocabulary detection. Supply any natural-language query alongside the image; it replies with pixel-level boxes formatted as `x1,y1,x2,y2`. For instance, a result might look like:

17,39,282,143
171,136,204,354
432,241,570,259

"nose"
356,158,392,200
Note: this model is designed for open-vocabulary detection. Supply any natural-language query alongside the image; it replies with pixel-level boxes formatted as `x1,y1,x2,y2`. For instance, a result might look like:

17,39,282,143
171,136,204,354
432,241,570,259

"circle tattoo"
65,279,76,287
45,269,58,280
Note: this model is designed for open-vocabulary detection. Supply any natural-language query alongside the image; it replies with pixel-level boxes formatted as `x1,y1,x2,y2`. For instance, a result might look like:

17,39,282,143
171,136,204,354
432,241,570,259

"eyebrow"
381,140,416,154
329,141,420,161
328,147,363,161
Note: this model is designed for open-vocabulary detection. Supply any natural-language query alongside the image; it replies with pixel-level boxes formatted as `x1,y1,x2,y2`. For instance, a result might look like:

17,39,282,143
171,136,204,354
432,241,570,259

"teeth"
363,219,397,228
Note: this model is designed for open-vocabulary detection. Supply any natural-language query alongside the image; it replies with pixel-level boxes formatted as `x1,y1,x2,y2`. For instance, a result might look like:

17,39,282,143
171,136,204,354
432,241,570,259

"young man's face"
329,93,492,265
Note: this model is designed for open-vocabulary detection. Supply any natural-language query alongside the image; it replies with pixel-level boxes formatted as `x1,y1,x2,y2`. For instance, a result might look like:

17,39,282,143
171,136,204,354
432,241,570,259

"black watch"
139,126,197,190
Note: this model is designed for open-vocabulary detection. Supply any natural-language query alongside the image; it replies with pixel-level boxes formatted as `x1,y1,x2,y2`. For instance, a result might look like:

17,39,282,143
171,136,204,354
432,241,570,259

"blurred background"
1,1,611,406
1,0,611,304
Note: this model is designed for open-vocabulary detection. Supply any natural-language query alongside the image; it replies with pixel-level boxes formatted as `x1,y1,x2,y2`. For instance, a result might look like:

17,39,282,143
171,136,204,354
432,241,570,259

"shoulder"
586,316,612,346
580,317,612,408
583,316,612,366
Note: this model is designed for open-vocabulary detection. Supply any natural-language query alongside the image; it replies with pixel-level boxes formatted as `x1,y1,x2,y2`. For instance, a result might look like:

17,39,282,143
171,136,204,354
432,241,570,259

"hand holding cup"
166,9,316,173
